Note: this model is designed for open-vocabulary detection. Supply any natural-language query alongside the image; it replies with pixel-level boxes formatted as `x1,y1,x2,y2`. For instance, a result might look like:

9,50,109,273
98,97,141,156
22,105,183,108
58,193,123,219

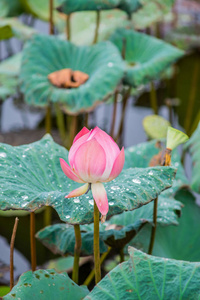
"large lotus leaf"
109,28,184,86
131,189,200,262
58,0,121,14
185,122,200,193
0,52,21,76
0,74,18,100
20,34,124,114
0,134,176,224
0,18,36,40
0,0,23,17
3,269,89,300
84,247,200,300
124,139,188,196
36,196,182,256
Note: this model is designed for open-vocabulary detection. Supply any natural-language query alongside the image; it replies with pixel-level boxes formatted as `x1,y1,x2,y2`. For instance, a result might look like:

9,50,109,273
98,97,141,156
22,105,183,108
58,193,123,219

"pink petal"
91,182,109,216
93,128,121,181
60,158,84,183
107,147,125,181
69,131,91,167
65,183,89,198
73,127,90,144
73,139,106,183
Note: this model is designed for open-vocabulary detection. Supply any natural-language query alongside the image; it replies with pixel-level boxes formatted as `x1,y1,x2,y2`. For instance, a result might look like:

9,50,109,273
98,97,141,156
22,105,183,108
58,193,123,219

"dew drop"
89,199,94,205
0,152,7,158
132,179,141,184
73,198,80,203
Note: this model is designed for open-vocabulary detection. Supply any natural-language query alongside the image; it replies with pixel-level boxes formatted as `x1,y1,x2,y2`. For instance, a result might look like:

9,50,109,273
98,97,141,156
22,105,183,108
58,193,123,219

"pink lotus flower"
60,126,125,221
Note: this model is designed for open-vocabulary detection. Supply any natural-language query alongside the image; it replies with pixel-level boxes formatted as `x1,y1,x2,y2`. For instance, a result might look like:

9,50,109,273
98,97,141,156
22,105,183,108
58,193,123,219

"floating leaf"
84,247,200,299
36,196,182,256
109,28,184,86
0,134,176,224
47,256,90,273
143,115,170,139
20,34,124,114
3,269,89,300
185,122,200,193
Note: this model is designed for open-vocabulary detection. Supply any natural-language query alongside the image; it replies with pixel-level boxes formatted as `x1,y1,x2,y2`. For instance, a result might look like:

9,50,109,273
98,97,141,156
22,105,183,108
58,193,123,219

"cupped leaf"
20,34,124,114
84,247,200,300
0,18,36,40
0,134,176,224
166,126,189,150
36,196,182,256
143,115,170,139
185,122,200,193
109,28,184,86
3,269,89,300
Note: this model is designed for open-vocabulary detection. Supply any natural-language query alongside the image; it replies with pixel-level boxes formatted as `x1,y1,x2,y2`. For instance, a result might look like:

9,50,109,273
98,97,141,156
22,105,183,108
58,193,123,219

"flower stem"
119,248,124,263
115,86,131,142
69,116,78,146
45,105,52,134
55,103,66,146
84,247,111,286
66,14,71,40
150,81,158,115
148,197,158,255
93,201,101,284
72,224,82,284
49,0,54,35
110,89,119,138
30,212,37,271
10,217,19,290
93,11,100,44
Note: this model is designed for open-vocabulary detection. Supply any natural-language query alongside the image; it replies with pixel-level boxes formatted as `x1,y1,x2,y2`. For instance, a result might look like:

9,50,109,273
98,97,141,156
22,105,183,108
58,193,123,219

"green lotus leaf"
166,126,189,150
58,0,121,14
166,25,200,51
0,0,23,17
70,10,129,46
0,52,21,76
185,122,200,193
84,247,200,300
0,134,176,225
0,287,10,298
47,256,88,273
175,52,200,135
117,0,142,15
124,139,189,196
20,0,64,25
131,2,173,29
131,189,200,262
3,269,89,300
20,34,124,114
36,196,182,256
0,74,18,100
143,115,171,139
0,18,36,41
109,28,184,86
